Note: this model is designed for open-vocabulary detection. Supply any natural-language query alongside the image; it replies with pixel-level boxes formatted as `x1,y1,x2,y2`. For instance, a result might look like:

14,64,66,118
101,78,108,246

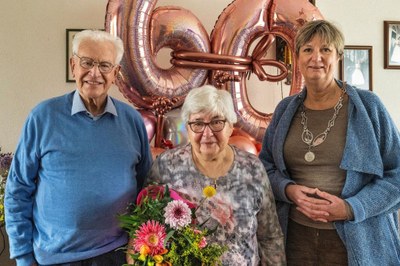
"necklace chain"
192,148,233,188
206,176,219,188
300,87,346,162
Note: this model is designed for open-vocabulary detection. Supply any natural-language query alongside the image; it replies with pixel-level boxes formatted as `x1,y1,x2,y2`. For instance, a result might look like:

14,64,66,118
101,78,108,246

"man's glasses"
187,120,227,133
74,54,115,73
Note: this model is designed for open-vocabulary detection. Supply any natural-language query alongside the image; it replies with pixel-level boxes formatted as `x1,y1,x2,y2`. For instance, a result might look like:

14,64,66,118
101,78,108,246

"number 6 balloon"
105,0,210,146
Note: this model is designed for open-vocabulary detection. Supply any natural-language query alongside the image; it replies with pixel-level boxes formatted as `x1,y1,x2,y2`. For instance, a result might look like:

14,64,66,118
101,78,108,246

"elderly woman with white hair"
145,85,286,265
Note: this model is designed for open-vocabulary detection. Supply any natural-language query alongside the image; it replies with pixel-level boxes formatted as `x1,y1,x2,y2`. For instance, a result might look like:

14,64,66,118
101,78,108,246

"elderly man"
5,30,152,266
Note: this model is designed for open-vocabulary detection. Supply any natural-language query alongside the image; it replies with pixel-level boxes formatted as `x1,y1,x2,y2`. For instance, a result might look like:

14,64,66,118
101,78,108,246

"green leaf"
164,229,176,245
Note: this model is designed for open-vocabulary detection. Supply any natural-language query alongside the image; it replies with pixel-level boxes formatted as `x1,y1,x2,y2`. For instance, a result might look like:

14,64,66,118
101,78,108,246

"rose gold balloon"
209,0,323,142
162,108,188,147
105,0,324,145
150,146,166,160
232,127,261,154
138,109,157,142
171,41,288,80
105,0,210,105
254,142,262,154
229,135,258,155
105,0,211,146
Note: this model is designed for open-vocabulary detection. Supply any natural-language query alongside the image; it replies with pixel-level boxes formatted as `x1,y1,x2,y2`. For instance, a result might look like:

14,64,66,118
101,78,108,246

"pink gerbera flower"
133,220,167,256
164,200,192,229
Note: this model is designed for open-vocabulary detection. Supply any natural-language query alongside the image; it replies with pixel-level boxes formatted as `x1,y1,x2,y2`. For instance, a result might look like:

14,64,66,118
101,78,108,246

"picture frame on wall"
66,29,85,82
384,21,400,69
339,45,373,91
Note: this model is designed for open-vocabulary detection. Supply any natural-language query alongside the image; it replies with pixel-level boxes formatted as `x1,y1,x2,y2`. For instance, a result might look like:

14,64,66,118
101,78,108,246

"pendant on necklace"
304,151,315,162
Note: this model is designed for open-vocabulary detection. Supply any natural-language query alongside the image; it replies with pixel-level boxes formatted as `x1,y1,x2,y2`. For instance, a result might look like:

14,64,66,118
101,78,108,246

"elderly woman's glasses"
74,54,115,73
188,120,227,133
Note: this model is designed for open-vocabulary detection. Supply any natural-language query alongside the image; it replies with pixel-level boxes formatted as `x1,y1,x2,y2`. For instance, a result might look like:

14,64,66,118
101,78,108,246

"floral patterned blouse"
145,144,286,266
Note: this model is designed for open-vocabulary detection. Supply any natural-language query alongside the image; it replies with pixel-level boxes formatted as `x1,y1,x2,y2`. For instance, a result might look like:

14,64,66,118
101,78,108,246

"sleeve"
255,161,286,265
15,253,36,266
258,106,294,203
4,114,39,263
144,156,162,186
134,115,153,192
346,95,400,223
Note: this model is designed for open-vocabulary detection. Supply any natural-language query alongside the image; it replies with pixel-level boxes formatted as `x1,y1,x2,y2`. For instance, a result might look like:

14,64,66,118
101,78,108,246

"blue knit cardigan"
259,81,400,265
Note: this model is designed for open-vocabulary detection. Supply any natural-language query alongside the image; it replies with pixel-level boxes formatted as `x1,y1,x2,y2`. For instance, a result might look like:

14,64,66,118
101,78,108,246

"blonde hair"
295,20,345,57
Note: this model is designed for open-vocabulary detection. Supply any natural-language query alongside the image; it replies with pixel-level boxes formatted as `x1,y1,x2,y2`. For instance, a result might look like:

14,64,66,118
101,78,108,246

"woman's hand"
307,190,349,222
286,185,349,222
126,254,134,265
126,238,135,265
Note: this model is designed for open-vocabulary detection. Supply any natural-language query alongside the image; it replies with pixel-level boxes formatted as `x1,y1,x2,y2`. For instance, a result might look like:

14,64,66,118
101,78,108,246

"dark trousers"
286,219,348,266
40,248,126,266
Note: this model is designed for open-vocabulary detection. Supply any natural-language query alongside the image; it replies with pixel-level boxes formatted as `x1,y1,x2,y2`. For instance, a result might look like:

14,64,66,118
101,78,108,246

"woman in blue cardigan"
259,20,400,265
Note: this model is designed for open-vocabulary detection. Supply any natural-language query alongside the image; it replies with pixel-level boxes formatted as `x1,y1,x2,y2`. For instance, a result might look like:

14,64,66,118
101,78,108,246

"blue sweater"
5,91,152,265
259,81,400,265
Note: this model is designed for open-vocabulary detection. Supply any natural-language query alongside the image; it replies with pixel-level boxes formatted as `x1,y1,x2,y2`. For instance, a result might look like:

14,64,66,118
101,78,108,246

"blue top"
5,91,152,266
259,81,400,265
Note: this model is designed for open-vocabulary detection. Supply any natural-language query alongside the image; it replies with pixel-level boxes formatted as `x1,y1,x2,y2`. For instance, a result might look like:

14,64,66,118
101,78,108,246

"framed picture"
66,29,85,82
384,21,400,69
339,45,373,91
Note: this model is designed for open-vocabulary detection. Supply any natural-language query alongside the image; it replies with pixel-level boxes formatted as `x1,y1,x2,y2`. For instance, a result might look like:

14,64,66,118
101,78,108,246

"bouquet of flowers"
119,184,227,266
0,149,13,226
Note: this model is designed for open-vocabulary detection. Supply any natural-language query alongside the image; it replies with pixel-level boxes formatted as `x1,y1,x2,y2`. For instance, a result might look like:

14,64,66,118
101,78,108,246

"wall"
0,0,110,153
317,0,400,127
1,0,400,154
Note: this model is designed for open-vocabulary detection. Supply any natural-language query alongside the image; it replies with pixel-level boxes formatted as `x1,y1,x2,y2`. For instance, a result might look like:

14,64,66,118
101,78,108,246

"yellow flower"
147,262,155,266
140,244,151,256
156,262,172,266
153,255,163,263
203,186,216,198
138,254,147,261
